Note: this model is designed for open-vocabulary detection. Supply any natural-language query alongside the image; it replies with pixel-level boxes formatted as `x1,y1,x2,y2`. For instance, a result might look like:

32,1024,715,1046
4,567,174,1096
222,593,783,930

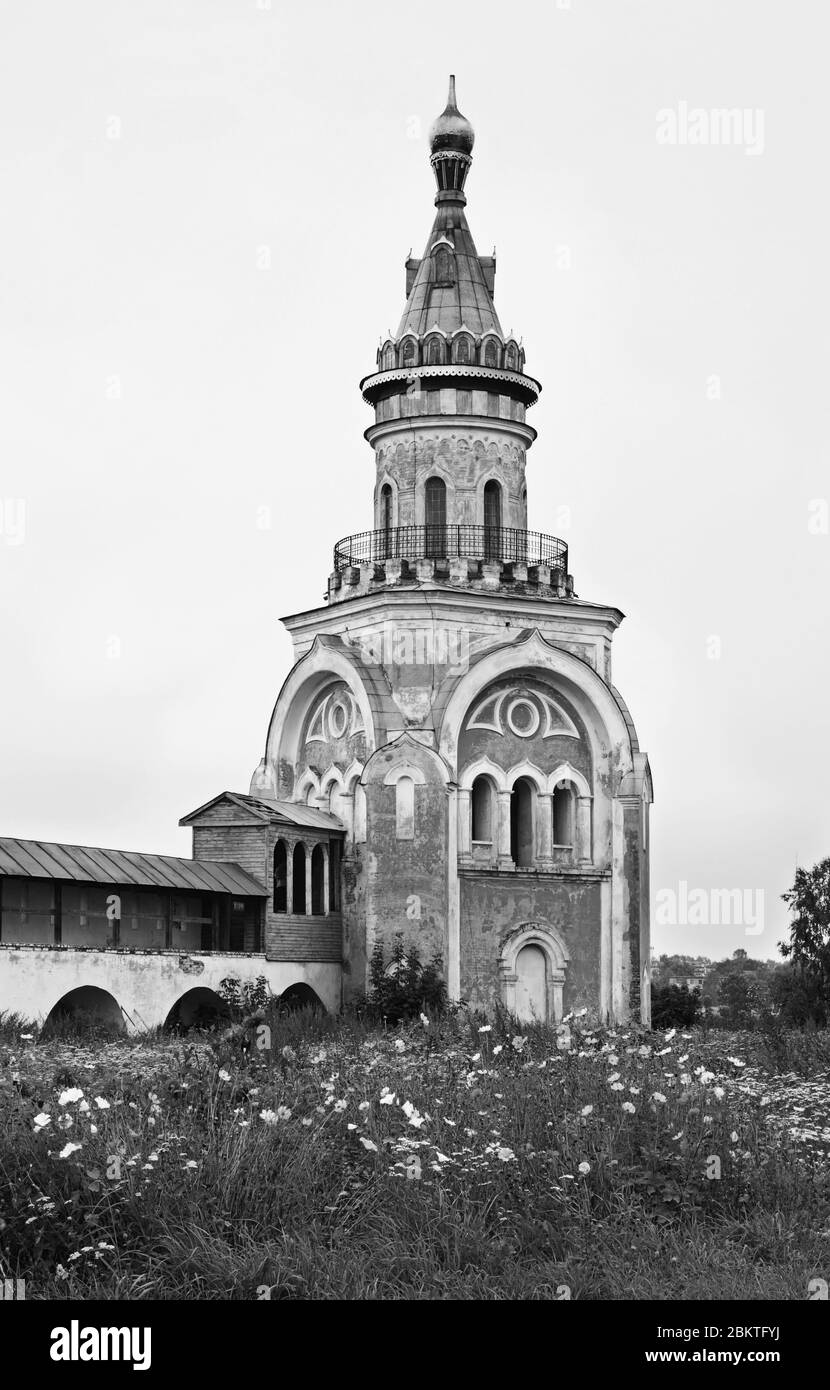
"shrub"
368,935,447,1023
650,982,701,1028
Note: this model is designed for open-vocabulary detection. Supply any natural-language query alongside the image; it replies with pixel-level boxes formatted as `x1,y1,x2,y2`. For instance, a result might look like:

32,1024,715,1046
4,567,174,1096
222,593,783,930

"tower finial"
428,76,474,197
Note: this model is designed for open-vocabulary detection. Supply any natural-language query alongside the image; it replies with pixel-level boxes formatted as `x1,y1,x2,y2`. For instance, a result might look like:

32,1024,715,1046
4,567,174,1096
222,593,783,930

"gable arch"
505,759,547,793
546,762,592,798
458,755,508,793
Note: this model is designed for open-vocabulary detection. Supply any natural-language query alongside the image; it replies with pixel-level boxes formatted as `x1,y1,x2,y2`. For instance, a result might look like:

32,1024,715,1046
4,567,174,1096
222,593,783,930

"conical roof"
395,202,503,341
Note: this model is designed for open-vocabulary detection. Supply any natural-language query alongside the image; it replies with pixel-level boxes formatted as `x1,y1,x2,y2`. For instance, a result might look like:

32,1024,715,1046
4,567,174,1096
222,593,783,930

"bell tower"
251,78,652,1027
328,75,572,607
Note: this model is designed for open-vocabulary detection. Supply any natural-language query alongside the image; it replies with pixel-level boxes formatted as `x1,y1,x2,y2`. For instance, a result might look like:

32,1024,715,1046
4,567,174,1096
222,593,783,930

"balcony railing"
333,525,568,573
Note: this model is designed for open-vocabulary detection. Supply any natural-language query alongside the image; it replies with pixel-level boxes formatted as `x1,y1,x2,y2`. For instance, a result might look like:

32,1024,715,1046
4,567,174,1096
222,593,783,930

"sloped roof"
179,791,344,833
396,202,503,341
0,837,267,896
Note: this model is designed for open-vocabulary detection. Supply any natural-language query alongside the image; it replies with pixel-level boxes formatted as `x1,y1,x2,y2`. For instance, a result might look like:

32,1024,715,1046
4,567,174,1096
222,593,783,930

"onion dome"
429,75,475,157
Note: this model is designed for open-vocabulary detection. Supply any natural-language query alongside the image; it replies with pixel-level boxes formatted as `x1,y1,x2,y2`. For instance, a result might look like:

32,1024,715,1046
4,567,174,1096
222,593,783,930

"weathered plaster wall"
459,874,603,1017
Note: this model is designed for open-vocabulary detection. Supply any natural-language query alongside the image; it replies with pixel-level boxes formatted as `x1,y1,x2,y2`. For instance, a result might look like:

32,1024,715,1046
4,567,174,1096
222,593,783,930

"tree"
650,982,701,1029
717,972,754,1028
780,858,830,1003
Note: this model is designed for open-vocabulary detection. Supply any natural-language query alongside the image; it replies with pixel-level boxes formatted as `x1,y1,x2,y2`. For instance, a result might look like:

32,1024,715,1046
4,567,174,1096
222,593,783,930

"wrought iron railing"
333,525,568,573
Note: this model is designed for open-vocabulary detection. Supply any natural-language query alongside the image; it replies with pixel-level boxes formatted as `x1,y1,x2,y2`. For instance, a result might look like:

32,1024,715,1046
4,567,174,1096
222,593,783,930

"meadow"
1,1006,829,1300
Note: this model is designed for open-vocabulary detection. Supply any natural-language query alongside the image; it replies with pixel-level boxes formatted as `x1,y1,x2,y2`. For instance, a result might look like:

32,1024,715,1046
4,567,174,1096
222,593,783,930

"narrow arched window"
434,247,454,284
484,480,502,561
401,338,415,368
510,778,535,867
292,843,307,915
380,483,393,537
484,339,498,368
505,343,517,370
273,840,288,914
424,475,447,557
311,845,325,915
455,336,470,365
396,776,415,840
553,782,575,848
427,337,442,366
471,776,494,843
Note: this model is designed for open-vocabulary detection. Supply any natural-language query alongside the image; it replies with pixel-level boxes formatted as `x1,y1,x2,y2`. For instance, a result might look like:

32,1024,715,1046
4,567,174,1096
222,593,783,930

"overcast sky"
1,0,827,962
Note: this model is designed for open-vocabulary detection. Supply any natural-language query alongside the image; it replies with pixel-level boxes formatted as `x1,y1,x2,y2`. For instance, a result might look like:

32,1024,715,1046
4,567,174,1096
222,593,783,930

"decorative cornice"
360,364,541,403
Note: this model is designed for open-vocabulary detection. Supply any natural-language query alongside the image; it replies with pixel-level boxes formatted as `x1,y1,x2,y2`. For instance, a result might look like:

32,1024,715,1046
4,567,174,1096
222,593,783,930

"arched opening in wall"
42,987,125,1040
424,476,447,557
310,845,325,915
278,982,325,1014
164,988,231,1033
471,775,494,845
292,843,307,915
426,336,443,365
380,483,393,541
401,338,415,368
454,335,471,365
484,338,499,368
273,839,288,913
510,777,535,867
514,944,547,1023
553,782,575,849
328,839,341,911
483,479,502,559
505,342,518,370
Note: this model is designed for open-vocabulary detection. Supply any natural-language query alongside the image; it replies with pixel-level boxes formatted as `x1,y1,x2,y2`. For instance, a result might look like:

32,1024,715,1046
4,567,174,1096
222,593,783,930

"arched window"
505,343,517,370
553,782,575,848
510,778,535,867
427,336,443,366
273,840,288,914
484,338,498,368
311,845,325,915
381,343,396,370
454,335,470,365
434,247,454,284
401,338,416,368
424,476,447,557
380,483,393,537
395,775,415,839
292,843,307,915
484,480,502,560
471,776,494,843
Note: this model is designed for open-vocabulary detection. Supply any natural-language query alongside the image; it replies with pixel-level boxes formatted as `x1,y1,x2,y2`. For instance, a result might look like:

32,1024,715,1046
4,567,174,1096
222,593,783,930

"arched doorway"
514,944,547,1023
279,983,325,1013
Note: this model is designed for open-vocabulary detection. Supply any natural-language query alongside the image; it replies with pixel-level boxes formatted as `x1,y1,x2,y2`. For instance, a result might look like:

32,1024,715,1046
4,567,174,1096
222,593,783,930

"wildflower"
497,1147,516,1162
713,1086,725,1100
607,1054,619,1065
358,1100,370,1111
20,1033,33,1040
575,1008,589,1018
33,1113,51,1129
651,1093,667,1104
730,1131,739,1143
511,1035,527,1052
359,1137,378,1152
478,1025,492,1034
610,1082,624,1092
185,1160,198,1169
470,1053,481,1062
218,1069,231,1082
622,1102,636,1114
55,1265,69,1281
698,1071,715,1086
679,1073,692,1085
493,1045,503,1055
281,1046,297,1063
347,1123,357,1131
664,1028,676,1041
401,1101,425,1129
420,1013,430,1027
259,1109,279,1124
90,1125,98,1135
380,1089,396,1106
607,1072,621,1083
58,1088,84,1106
578,1161,591,1175
727,1057,746,1067
678,1054,689,1064
301,1117,313,1127
581,1105,593,1117
58,1143,82,1159
629,1086,640,1095
94,1097,110,1110
333,1099,347,1113
394,1039,406,1052
78,1100,90,1113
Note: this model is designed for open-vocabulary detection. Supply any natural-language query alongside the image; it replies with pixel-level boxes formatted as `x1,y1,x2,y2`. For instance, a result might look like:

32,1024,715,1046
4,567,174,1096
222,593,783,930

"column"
457,787,472,864
536,793,554,870
305,849,313,918
497,790,513,869
577,796,593,864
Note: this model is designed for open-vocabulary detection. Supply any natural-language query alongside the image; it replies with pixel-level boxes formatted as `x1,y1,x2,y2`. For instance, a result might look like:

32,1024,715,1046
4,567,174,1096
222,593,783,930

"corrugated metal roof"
179,791,344,832
0,838,267,897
